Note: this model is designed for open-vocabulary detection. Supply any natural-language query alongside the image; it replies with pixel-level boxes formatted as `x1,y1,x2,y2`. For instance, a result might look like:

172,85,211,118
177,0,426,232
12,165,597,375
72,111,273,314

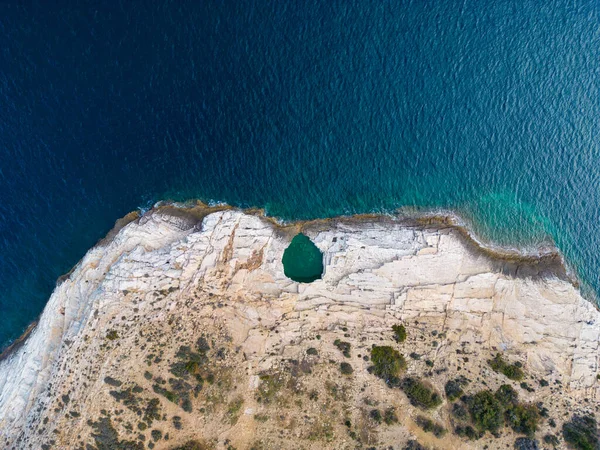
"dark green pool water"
282,234,324,283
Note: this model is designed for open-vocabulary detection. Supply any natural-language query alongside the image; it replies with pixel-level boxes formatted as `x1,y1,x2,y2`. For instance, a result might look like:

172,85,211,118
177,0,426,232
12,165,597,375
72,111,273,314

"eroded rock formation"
0,205,598,449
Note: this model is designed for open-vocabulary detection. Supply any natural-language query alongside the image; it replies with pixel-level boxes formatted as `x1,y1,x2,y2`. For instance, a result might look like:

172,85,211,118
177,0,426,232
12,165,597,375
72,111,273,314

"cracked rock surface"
0,206,598,449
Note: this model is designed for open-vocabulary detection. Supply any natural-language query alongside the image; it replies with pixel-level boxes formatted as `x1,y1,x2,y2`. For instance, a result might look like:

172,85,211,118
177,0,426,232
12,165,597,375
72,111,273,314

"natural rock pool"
281,233,323,283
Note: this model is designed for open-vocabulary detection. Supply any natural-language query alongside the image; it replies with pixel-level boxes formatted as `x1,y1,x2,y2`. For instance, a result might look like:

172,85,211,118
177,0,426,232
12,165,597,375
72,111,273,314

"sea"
1,0,599,349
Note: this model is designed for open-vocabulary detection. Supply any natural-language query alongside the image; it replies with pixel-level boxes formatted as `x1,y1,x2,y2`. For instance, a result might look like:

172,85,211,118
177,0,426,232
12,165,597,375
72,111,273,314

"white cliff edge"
0,207,598,448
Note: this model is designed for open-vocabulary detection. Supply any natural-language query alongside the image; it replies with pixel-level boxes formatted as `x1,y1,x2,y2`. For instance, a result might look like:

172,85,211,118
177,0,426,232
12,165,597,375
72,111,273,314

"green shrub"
488,354,524,381
514,437,540,450
340,362,353,375
256,372,285,404
400,378,442,410
226,397,244,424
103,376,122,387
151,429,163,441
170,345,208,379
415,415,446,438
89,416,144,450
452,402,469,421
467,390,504,434
505,403,540,436
306,347,318,356
392,324,407,343
152,384,178,404
106,330,119,341
143,398,162,425
384,407,398,425
254,413,269,423
404,440,427,450
445,379,464,401
562,415,599,450
370,409,382,424
495,384,519,406
543,434,559,447
454,424,482,440
172,416,183,430
520,381,534,393
333,339,351,358
369,346,407,383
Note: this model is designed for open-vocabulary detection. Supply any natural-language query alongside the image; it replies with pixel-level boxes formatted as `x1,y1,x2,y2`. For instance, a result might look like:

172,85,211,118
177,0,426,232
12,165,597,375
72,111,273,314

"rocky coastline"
0,203,598,449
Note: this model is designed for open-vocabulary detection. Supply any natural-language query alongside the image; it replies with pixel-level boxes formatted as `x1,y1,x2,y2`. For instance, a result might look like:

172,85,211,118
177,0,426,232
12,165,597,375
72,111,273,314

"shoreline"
0,321,38,361
153,199,576,284
2,200,600,448
0,199,591,359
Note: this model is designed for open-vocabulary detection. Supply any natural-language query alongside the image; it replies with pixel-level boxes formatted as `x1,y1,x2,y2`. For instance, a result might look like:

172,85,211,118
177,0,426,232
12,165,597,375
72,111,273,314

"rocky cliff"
0,204,598,449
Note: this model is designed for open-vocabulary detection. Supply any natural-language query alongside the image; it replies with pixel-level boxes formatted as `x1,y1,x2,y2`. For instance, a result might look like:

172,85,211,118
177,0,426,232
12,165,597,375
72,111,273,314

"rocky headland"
0,203,598,449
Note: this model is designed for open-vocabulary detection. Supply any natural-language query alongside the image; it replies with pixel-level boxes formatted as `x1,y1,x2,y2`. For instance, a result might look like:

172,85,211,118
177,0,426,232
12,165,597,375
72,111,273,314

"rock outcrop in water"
0,204,598,449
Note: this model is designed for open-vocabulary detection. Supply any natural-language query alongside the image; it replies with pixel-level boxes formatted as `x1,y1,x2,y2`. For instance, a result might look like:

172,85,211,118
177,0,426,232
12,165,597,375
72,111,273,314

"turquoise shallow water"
0,1,599,349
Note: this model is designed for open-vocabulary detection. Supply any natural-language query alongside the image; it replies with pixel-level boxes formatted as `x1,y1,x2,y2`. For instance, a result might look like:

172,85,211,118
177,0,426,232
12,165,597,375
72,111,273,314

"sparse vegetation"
226,396,244,425
106,330,119,341
415,415,446,438
452,402,469,421
369,346,407,383
104,376,122,387
400,378,442,410
254,413,269,423
306,417,334,442
334,339,351,358
369,409,382,424
384,407,398,425
467,390,504,434
452,385,541,441
520,381,534,393
28,277,595,450
89,416,143,450
505,403,540,436
514,437,540,450
404,440,427,450
142,398,162,425
256,372,285,404
455,424,482,440
488,354,524,381
153,384,178,404
445,378,466,401
151,429,163,441
392,324,407,343
543,433,560,447
562,414,599,450
495,384,519,406
340,362,353,375
172,416,182,430
170,344,208,380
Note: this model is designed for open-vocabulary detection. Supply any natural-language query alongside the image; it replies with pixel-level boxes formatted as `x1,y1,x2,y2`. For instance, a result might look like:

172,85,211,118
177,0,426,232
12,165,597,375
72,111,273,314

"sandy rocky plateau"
0,203,599,450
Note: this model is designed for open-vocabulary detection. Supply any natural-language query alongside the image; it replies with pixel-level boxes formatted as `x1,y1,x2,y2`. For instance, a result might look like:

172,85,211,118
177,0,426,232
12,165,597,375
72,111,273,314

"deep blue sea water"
1,1,599,349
